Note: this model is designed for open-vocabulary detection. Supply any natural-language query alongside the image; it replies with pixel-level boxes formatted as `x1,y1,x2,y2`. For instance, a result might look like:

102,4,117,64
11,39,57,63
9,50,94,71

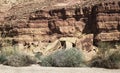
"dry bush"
90,51,120,69
4,53,37,67
90,42,120,69
40,48,85,67
0,46,37,67
0,53,7,64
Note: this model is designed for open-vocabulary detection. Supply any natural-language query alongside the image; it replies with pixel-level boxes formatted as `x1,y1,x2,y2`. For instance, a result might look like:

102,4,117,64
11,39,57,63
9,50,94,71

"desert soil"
0,64,120,73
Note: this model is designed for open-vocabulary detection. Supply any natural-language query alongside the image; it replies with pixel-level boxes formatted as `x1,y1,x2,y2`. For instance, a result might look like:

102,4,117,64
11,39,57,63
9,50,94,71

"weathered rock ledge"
0,1,120,58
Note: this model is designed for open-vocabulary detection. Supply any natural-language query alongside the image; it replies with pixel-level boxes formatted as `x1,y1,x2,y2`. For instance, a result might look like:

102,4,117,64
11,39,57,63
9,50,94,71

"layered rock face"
10,8,86,43
1,1,120,56
1,6,94,54
92,1,120,42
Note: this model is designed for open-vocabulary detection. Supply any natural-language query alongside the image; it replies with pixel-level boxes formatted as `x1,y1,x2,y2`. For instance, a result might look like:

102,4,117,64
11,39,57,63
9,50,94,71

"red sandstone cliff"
0,0,120,56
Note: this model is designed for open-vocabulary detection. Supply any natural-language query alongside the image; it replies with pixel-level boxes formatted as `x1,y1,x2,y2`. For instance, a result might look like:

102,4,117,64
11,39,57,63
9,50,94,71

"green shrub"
90,51,120,69
0,46,18,64
4,53,37,67
90,42,120,69
96,42,112,60
90,57,117,69
40,48,85,67
108,51,120,68
0,46,14,64
97,42,112,53
0,54,7,64
0,46,37,67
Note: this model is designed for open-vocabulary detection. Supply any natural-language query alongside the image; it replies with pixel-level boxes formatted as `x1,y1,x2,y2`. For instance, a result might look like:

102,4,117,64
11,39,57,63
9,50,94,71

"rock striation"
0,1,120,55
2,7,87,43
92,1,120,42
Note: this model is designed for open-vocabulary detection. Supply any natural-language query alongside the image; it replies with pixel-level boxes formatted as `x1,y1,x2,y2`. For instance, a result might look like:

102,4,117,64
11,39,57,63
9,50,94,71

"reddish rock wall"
92,1,120,42
4,7,86,44
1,1,120,51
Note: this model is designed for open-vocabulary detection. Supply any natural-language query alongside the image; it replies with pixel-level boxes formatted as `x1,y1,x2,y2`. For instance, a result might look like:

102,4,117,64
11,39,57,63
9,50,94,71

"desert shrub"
0,46,15,64
97,42,113,52
35,52,43,59
40,48,85,67
97,42,112,59
90,42,120,69
90,51,120,69
0,53,7,64
108,51,120,68
0,46,37,67
114,42,120,49
4,53,37,67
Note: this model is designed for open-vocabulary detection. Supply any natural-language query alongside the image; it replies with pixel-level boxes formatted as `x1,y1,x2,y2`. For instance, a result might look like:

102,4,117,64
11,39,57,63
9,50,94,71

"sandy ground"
0,65,120,73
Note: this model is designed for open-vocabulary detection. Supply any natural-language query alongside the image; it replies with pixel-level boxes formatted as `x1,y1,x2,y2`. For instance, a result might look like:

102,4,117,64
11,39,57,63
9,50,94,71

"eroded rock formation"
92,1,120,42
0,1,120,57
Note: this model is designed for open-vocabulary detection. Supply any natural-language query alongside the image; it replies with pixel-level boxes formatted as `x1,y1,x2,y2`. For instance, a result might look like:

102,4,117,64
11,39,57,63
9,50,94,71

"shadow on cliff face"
82,7,94,34
49,8,67,20
48,20,62,34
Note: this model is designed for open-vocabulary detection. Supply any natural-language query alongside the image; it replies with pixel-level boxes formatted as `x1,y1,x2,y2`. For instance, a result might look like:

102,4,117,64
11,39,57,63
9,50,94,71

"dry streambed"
0,64,120,73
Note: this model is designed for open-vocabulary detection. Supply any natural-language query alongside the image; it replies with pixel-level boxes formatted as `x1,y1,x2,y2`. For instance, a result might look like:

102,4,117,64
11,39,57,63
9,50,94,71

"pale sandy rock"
44,40,61,55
